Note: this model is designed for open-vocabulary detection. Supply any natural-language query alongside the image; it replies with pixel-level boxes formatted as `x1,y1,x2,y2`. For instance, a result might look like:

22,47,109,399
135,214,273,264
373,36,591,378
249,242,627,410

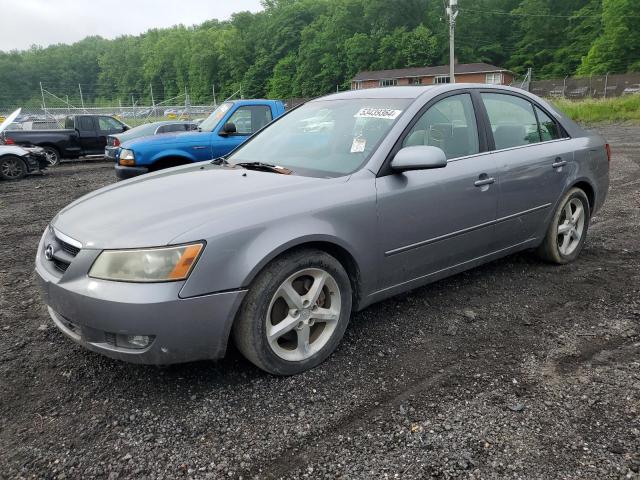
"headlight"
89,243,204,282
119,149,135,166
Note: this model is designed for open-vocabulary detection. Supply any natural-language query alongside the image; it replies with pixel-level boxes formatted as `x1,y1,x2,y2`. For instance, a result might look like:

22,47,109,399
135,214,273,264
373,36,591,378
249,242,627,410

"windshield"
199,102,233,132
227,98,412,177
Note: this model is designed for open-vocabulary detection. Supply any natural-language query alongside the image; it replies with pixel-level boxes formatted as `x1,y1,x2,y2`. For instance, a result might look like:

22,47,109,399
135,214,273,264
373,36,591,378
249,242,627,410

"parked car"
115,99,285,179
36,85,609,375
105,121,198,161
622,84,640,95
1,114,129,166
0,110,48,180
0,145,48,180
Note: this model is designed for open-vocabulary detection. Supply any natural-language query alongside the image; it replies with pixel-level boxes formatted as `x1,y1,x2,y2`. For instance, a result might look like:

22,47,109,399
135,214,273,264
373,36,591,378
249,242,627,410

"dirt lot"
1,125,639,479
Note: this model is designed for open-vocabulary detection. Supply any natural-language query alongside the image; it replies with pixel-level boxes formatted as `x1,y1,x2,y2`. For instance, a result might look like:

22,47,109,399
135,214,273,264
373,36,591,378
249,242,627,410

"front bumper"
115,164,148,180
35,231,246,365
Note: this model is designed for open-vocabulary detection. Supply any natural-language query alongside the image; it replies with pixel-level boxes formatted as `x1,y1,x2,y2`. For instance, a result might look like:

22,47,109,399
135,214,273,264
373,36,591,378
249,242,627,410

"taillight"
5,137,15,145
605,143,611,163
114,138,120,147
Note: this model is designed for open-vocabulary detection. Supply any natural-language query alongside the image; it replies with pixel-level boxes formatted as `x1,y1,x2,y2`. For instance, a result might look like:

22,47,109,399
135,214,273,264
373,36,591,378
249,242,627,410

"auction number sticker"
354,108,402,120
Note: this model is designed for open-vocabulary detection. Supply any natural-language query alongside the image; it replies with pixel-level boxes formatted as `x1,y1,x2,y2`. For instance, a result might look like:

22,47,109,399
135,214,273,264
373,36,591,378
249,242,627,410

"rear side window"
535,106,562,141
402,93,479,159
481,93,540,150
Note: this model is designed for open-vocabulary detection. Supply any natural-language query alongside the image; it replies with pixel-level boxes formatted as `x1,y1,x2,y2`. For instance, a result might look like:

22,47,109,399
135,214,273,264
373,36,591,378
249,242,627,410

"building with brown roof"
351,62,513,89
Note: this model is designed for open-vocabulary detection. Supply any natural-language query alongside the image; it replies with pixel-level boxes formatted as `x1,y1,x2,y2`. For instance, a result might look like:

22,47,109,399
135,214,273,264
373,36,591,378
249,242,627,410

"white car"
0,109,49,180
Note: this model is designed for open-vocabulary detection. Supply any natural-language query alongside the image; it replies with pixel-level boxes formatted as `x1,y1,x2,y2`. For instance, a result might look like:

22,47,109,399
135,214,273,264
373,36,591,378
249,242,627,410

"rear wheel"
0,155,27,180
537,188,590,264
233,249,352,375
42,146,61,166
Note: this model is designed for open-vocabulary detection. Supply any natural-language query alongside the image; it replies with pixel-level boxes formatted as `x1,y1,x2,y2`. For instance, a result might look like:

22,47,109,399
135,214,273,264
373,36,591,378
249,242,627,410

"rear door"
478,92,572,249
375,92,499,291
76,116,99,154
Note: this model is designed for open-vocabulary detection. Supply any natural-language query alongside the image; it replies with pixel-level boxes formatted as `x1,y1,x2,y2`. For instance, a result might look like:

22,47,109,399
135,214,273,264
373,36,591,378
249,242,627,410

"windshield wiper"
235,162,293,175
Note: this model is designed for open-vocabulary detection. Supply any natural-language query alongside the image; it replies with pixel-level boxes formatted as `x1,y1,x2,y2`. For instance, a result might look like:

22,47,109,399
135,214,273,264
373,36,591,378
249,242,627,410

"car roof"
315,84,539,101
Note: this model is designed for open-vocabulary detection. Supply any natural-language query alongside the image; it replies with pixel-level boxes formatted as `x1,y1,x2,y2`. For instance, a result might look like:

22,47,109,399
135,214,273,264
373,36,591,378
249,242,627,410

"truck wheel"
42,147,61,166
233,249,352,376
0,155,27,180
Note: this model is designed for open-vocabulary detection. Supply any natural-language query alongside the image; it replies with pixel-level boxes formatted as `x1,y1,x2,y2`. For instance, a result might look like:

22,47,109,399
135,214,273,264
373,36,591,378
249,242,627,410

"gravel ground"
1,125,639,480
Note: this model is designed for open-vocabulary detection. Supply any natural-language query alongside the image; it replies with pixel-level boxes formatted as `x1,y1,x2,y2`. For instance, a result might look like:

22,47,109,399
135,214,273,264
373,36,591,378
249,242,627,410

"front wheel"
537,188,590,264
233,249,352,375
42,146,61,166
0,155,27,180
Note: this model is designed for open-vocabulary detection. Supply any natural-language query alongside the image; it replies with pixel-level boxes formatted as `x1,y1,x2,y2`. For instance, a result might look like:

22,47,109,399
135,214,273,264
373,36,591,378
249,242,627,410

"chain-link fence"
530,72,640,99
0,105,220,130
0,97,311,130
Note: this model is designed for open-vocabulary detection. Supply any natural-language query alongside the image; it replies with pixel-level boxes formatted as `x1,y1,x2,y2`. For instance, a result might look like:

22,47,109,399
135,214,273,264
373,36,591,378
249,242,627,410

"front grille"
52,258,69,272
44,228,82,274
59,240,80,257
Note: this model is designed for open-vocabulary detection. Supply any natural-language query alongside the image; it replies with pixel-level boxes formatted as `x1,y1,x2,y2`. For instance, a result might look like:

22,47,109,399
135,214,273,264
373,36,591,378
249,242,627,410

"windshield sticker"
350,137,366,153
354,108,402,120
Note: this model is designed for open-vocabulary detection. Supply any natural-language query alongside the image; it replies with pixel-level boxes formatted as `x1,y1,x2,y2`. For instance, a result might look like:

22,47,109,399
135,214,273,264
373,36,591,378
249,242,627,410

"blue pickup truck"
115,99,286,179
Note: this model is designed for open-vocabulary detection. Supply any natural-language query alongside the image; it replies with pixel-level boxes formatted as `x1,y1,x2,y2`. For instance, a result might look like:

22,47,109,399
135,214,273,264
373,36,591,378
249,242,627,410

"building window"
379,79,398,87
410,78,423,86
486,73,504,84
434,76,450,84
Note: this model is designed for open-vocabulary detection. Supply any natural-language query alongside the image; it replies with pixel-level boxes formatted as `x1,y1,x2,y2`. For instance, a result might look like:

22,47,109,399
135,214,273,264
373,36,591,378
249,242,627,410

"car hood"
52,164,341,249
124,131,210,150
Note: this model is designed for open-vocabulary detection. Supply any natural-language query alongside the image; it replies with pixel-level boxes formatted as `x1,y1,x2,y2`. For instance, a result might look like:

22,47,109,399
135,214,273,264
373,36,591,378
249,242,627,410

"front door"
479,92,572,249
375,93,499,292
96,116,126,153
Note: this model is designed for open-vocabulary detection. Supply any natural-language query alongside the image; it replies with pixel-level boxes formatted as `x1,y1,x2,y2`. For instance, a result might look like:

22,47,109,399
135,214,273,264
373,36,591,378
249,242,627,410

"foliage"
0,0,638,106
553,94,640,123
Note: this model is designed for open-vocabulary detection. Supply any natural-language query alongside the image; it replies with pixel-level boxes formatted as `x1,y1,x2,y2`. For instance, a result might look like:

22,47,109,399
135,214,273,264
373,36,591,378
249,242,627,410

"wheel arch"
149,154,194,171
243,237,363,311
571,179,596,214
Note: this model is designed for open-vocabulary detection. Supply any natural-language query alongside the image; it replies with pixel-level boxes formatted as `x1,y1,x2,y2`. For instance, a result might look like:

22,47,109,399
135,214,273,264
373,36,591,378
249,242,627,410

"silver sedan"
35,84,609,375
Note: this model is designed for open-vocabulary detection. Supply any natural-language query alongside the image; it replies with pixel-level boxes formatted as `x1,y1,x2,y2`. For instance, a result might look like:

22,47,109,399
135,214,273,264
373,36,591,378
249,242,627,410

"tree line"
0,0,638,107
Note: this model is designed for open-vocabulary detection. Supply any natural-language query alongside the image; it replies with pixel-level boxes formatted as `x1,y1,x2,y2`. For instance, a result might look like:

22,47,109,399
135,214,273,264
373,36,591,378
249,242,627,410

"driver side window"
402,94,479,160
227,106,273,135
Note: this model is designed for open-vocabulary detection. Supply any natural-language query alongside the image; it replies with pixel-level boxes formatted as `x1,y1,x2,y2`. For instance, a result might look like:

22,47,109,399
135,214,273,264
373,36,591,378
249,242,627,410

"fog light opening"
113,334,155,350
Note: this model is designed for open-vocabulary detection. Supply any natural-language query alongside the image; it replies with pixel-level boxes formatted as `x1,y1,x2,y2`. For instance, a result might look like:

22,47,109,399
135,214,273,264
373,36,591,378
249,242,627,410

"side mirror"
390,146,447,172
121,125,129,132
219,122,237,136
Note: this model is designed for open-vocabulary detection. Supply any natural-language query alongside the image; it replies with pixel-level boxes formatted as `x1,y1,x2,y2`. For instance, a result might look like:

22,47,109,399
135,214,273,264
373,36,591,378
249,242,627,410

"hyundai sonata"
36,85,609,375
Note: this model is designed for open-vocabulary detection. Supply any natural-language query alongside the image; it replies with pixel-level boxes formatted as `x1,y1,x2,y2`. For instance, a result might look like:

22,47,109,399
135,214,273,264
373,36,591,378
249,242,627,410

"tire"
0,155,27,180
233,249,353,375
42,146,61,167
537,188,590,264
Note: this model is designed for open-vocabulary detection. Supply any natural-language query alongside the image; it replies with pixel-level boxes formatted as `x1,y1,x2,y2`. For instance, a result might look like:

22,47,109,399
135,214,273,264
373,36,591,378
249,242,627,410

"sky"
0,0,264,52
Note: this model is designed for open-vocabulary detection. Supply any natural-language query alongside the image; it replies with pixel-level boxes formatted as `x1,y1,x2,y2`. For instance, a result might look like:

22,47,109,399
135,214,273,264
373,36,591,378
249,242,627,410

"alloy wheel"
266,268,341,362
1,157,24,179
43,148,60,166
557,198,586,256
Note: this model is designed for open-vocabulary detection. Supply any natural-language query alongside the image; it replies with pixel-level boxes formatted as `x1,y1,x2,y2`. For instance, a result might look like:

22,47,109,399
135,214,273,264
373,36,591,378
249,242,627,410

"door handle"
474,176,495,187
552,158,567,168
